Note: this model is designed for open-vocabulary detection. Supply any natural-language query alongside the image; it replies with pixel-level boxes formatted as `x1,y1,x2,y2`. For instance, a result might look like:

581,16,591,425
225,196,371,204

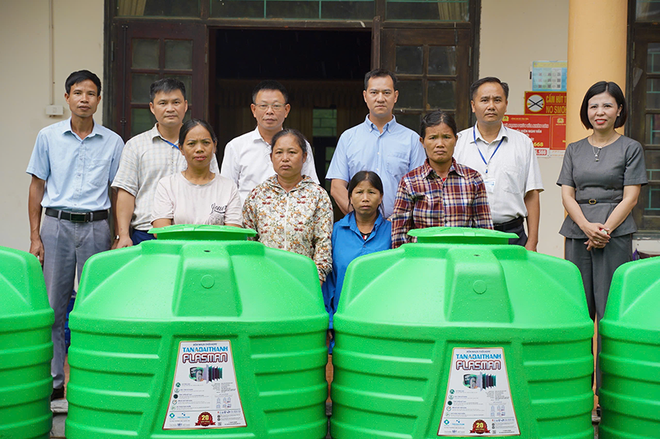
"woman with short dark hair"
243,128,333,284
557,81,648,391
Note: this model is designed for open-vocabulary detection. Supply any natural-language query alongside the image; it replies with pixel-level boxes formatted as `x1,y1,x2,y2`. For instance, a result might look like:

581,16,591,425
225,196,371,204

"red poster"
502,114,566,153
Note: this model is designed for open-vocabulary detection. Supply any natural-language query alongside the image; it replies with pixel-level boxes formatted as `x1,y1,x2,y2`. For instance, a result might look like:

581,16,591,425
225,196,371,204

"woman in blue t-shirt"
323,171,392,341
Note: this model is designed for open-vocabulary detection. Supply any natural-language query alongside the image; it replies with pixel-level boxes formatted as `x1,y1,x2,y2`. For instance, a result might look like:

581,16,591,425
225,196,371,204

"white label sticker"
163,340,247,430
484,178,495,194
437,348,520,436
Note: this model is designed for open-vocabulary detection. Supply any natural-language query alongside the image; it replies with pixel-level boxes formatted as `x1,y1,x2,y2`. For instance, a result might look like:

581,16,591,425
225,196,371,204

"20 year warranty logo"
470,419,490,434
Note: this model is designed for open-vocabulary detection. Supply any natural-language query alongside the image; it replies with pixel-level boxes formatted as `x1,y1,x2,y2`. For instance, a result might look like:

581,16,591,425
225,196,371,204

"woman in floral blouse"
243,128,333,284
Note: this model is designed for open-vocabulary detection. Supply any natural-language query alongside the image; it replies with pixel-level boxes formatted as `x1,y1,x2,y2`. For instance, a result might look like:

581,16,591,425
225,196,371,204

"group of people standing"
27,67,646,401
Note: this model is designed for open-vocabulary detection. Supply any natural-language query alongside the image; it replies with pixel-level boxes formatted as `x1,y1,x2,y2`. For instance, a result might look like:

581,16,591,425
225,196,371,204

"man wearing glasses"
221,80,319,203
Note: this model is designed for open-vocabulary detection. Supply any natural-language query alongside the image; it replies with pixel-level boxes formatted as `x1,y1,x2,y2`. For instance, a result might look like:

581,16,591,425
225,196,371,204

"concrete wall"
0,0,105,251
479,0,570,257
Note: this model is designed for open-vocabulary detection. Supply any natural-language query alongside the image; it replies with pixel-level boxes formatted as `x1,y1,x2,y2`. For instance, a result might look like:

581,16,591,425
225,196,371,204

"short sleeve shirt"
26,118,124,211
557,135,648,238
326,115,426,218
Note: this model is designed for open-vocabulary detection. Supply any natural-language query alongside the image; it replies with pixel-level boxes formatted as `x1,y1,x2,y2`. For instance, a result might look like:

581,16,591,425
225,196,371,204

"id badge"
484,176,495,194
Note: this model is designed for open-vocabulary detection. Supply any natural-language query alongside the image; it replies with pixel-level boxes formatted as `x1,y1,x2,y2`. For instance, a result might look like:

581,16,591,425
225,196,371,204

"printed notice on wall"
163,340,246,430
438,348,519,436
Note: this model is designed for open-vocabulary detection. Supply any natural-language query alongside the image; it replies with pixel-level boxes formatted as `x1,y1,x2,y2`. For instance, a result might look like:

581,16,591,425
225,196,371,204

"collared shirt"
111,124,220,231
326,115,426,218
26,118,124,211
391,159,493,248
321,212,391,327
453,123,544,224
220,126,320,204
242,175,333,282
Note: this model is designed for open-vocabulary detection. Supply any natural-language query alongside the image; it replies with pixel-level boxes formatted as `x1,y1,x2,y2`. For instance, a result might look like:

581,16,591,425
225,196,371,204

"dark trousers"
131,229,155,245
493,217,527,246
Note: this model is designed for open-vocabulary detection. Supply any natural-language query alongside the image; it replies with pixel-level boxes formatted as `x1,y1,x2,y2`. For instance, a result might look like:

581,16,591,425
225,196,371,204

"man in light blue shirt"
26,70,124,400
326,69,425,218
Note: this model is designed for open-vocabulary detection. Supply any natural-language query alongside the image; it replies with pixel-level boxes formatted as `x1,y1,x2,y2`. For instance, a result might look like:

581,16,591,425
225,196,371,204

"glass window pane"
648,79,660,109
428,81,456,110
387,0,469,21
132,74,159,104
171,75,193,106
648,43,660,73
396,80,423,109
165,40,193,70
428,46,457,75
322,1,374,19
211,0,264,18
267,1,319,19
132,39,159,69
396,46,423,75
646,114,660,145
118,0,200,17
131,108,156,137
636,0,660,22
395,113,421,134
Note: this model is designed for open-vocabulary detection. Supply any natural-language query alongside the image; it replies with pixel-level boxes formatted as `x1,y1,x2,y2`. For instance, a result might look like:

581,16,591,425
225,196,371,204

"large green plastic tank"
599,257,660,438
66,225,329,438
0,246,54,439
331,228,594,438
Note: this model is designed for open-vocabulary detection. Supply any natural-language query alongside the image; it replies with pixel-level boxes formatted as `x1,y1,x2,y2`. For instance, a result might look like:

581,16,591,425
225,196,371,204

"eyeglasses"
254,103,286,111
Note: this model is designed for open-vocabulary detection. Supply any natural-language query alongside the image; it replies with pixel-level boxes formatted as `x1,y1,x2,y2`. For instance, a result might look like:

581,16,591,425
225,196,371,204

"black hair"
348,171,384,197
150,78,186,102
178,119,217,147
420,110,458,139
579,81,628,129
469,77,509,100
65,70,101,95
252,80,289,104
364,69,398,90
271,128,307,155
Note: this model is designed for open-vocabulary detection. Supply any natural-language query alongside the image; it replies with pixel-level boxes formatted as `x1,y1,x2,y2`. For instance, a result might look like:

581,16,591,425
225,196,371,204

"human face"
65,79,100,119
181,124,216,169
587,92,621,133
421,123,457,168
150,90,188,128
471,82,508,126
350,180,382,218
251,90,290,132
270,134,306,180
363,76,399,120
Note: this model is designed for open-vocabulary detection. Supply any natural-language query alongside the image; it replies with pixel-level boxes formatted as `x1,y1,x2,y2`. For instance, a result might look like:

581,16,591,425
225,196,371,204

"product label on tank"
437,348,520,436
163,340,246,430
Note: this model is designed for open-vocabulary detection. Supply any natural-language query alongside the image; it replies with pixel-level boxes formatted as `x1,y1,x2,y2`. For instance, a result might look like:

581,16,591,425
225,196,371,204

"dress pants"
41,215,111,389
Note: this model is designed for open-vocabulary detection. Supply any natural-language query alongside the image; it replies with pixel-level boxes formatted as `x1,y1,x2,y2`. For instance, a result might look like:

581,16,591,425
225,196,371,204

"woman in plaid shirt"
391,111,493,248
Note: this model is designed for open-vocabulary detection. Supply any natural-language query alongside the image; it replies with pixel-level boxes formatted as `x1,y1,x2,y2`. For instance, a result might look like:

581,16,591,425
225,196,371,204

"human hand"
112,234,133,249
29,238,44,265
581,222,610,243
585,237,607,251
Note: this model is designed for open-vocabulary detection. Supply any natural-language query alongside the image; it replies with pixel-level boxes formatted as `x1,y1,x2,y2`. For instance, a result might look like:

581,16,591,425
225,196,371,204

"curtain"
118,0,147,16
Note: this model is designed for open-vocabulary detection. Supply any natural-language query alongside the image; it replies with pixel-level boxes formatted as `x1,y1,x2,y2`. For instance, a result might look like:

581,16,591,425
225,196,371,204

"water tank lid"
408,227,517,245
148,224,257,241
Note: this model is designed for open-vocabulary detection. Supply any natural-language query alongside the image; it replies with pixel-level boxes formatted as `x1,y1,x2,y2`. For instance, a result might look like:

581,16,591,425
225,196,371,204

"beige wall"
479,0,570,257
0,0,105,251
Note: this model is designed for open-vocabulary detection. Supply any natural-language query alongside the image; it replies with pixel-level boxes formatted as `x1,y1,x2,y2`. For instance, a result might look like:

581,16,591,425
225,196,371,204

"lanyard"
162,138,179,150
473,125,505,174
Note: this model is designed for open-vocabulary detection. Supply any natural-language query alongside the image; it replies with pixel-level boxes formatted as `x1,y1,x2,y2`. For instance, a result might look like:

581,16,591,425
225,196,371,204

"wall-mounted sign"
524,91,566,115
531,61,567,91
502,114,566,156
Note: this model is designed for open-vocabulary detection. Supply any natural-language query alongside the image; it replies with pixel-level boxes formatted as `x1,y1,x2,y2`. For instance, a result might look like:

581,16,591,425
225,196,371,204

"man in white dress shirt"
453,77,544,250
220,80,319,203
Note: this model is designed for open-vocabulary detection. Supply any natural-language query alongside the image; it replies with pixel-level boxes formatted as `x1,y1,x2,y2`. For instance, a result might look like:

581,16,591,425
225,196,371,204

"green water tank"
66,225,329,438
599,257,660,438
0,246,54,439
331,227,594,438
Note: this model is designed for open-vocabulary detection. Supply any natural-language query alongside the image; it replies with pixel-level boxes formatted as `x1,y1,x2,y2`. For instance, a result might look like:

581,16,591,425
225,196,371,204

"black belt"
577,199,621,205
45,208,108,223
493,216,524,232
